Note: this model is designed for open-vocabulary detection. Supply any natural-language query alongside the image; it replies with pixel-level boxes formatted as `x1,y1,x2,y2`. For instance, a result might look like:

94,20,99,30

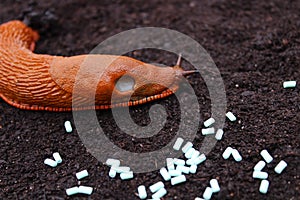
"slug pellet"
232,149,242,162
195,198,205,200
120,171,134,180
149,181,164,193
204,117,215,127
254,160,266,171
192,154,207,165
173,137,184,150
160,167,171,181
202,187,213,200
182,142,193,153
109,168,117,178
78,186,93,195
274,160,287,174
66,186,79,196
185,148,196,159
111,166,131,173
168,169,182,177
106,158,120,167
222,147,233,159
64,121,72,133
252,171,268,179
44,158,57,167
215,129,224,140
53,152,62,164
173,158,185,166
191,150,200,159
283,81,296,88
76,170,89,180
201,127,215,135
171,174,186,185
189,165,197,174
176,165,190,174
209,179,220,193
226,112,236,122
137,185,147,199
166,158,175,171
259,180,269,194
152,187,167,199
260,149,273,163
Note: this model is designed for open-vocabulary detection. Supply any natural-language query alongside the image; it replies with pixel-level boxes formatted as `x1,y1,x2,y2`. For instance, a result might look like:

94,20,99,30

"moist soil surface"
0,0,299,199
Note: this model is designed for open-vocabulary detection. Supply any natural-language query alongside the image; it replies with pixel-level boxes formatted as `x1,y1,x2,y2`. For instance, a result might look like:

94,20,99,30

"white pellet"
192,154,206,165
209,179,220,193
222,147,233,160
149,181,164,193
120,171,134,180
226,112,236,122
195,198,205,200
106,158,120,167
204,117,215,127
166,158,175,171
44,158,57,167
173,137,184,151
53,152,62,164
160,167,171,181
111,166,131,173
168,169,182,177
189,165,197,174
283,81,296,88
137,185,147,199
152,187,167,199
76,170,89,180
109,168,117,178
176,165,190,174
78,186,93,195
191,150,200,159
260,149,273,163
202,187,213,200
64,121,72,133
252,171,268,179
274,160,287,174
201,127,215,135
182,141,193,153
254,160,266,171
66,186,79,196
185,148,196,159
174,158,185,166
232,149,242,162
259,180,269,194
215,129,224,140
171,174,186,185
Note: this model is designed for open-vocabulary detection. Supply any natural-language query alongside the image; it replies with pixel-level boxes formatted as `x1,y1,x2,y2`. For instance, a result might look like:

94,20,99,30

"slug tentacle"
0,20,195,111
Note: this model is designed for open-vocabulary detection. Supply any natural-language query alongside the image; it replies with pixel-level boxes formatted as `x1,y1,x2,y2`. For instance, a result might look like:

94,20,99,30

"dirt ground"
0,0,299,199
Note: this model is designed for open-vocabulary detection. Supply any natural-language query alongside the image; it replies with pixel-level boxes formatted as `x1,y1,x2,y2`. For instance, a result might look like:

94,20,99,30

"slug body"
0,20,188,111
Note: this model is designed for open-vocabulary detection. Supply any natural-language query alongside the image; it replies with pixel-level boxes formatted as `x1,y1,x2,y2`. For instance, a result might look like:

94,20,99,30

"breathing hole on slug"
115,75,135,92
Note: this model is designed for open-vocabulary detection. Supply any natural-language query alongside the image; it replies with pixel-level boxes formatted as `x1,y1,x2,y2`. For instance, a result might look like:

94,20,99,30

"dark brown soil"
0,0,299,199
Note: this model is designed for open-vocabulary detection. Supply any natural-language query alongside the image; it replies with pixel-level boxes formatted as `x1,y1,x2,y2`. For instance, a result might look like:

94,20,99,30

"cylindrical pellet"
66,186,79,196
226,111,237,121
176,165,190,174
254,160,266,171
185,148,196,159
160,167,171,181
44,158,57,167
152,188,167,199
182,142,193,153
189,165,197,174
204,117,215,127
193,154,206,165
111,166,131,173
252,171,268,179
274,160,287,174
168,169,182,177
203,187,213,200
173,137,184,151
137,185,147,199
109,168,117,178
191,150,200,159
201,127,215,135
64,121,72,133
174,158,185,166
106,158,120,167
215,129,224,140
149,181,164,193
78,186,93,195
76,170,89,180
166,158,175,171
232,149,242,162
171,174,186,185
120,171,134,180
283,81,296,88
210,179,220,193
53,152,62,164
222,147,233,160
195,198,205,200
259,180,269,194
260,149,273,163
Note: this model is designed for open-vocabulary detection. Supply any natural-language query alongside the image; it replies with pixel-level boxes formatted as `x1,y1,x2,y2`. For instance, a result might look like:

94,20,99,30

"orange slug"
0,20,195,111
